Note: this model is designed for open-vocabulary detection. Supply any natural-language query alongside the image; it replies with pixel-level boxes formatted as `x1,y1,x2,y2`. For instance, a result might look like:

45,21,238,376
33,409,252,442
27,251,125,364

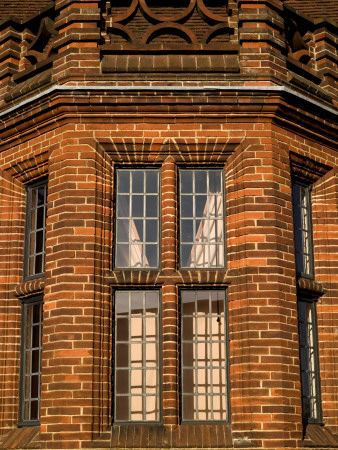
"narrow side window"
297,296,322,423
24,180,48,280
19,295,43,426
292,181,314,278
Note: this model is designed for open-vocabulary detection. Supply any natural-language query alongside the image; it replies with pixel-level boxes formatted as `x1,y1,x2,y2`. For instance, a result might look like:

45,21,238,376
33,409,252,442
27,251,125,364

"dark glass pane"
182,317,193,340
116,318,129,341
30,400,39,420
36,206,44,230
115,292,129,315
181,196,193,218
181,220,194,242
132,171,144,193
145,292,158,313
146,196,157,217
195,171,207,193
118,171,130,193
25,350,31,374
181,244,192,267
209,171,222,193
145,244,157,267
32,325,40,348
132,195,143,217
116,370,129,394
35,254,43,275
30,209,36,234
130,292,144,314
33,303,41,324
31,349,40,373
182,395,194,420
133,220,143,241
117,219,129,242
117,195,130,218
182,291,195,315
116,344,129,368
181,172,193,194
31,189,37,209
116,244,129,267
24,401,30,420
31,375,39,398
145,220,157,243
115,395,129,420
211,291,225,314
30,232,35,254
146,171,158,194
37,187,45,206
35,230,44,253
195,195,207,217
182,369,194,393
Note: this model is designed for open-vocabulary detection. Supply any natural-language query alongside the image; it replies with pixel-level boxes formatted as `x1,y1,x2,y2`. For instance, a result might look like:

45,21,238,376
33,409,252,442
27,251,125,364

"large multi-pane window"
115,169,159,268
24,179,47,280
297,296,322,423
292,181,314,278
113,290,160,422
19,295,43,426
181,290,228,422
179,169,225,268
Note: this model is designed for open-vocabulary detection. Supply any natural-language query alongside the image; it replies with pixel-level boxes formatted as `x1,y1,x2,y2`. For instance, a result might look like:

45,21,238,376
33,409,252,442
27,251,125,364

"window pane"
21,299,42,424
181,290,228,422
292,182,313,277
297,298,321,421
115,170,159,269
25,182,47,278
180,170,225,268
114,291,160,422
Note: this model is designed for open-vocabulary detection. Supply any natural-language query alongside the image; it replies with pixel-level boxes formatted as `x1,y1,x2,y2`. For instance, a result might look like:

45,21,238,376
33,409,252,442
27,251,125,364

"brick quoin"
0,0,337,449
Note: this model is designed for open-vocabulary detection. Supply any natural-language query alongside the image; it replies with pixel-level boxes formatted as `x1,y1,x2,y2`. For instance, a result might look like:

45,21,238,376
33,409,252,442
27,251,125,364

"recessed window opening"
179,169,225,269
181,289,228,422
114,290,160,422
115,169,160,269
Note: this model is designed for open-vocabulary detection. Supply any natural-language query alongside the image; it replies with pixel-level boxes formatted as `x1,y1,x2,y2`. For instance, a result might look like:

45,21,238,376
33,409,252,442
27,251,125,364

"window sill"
0,426,40,449
90,424,232,448
302,424,338,448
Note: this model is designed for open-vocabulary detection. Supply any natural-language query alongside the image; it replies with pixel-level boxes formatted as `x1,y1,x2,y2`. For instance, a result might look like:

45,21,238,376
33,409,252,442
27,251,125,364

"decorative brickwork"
0,0,337,449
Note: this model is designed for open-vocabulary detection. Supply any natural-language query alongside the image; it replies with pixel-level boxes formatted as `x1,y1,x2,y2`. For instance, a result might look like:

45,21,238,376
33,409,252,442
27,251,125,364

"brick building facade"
0,0,337,449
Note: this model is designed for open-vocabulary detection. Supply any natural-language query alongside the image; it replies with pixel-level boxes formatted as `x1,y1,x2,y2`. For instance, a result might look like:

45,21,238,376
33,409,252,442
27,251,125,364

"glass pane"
115,396,129,420
117,195,129,217
195,172,207,193
133,220,143,241
196,195,207,217
146,196,157,217
132,171,144,193
118,171,130,193
181,244,192,267
30,400,39,421
209,171,222,193
132,195,143,217
37,187,45,206
116,318,129,341
131,292,144,314
116,244,129,267
145,220,157,243
31,375,39,398
31,349,40,373
146,172,158,194
116,370,129,394
115,292,129,315
32,325,40,348
36,207,44,230
181,172,193,193
117,219,129,242
116,344,129,368
181,220,194,242
145,292,159,313
33,303,41,323
181,196,193,218
145,244,157,267
35,230,44,254
35,254,42,275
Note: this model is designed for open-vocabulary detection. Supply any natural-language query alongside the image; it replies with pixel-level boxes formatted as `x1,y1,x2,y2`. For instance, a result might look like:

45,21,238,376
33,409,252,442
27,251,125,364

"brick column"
40,134,111,448
0,172,24,434
226,138,302,448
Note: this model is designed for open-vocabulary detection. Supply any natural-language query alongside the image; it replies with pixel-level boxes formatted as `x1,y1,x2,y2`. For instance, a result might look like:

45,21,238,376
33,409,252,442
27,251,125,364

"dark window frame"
112,288,162,425
297,293,323,425
292,179,314,279
114,167,161,270
19,294,43,427
178,167,226,270
179,287,230,424
24,178,48,281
